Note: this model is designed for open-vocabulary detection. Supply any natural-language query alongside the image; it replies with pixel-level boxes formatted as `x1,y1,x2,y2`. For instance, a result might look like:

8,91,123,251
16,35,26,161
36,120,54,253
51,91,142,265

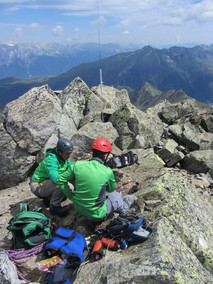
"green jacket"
56,158,116,219
32,148,72,183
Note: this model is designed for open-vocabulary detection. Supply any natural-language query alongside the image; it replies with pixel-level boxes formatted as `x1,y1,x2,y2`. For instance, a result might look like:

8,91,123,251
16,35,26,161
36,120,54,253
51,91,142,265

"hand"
68,182,74,192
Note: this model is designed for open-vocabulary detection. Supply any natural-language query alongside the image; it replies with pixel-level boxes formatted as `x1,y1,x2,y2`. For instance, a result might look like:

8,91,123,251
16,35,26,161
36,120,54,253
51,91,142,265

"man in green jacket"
56,138,124,220
30,137,73,217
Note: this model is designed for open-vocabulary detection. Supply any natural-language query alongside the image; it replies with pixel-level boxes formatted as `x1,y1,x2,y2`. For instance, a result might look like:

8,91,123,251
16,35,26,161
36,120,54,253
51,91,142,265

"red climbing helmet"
91,138,112,153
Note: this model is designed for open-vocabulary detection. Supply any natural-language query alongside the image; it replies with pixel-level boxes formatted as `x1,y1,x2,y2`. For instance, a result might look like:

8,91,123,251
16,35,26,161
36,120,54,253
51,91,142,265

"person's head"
57,138,73,161
91,138,112,162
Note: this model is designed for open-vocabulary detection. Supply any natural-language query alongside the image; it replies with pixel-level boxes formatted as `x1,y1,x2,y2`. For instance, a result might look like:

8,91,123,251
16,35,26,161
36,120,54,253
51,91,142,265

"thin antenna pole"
97,0,103,95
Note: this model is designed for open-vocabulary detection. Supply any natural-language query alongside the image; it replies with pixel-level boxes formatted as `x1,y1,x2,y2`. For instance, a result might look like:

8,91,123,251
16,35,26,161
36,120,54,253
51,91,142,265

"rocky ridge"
0,77,213,283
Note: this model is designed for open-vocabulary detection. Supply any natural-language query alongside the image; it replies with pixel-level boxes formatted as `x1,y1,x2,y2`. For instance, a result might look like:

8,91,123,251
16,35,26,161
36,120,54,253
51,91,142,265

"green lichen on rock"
143,171,213,274
76,218,212,284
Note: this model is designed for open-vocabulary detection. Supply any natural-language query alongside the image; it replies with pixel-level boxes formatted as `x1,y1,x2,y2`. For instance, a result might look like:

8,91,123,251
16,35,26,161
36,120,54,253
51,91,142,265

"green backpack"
7,203,52,249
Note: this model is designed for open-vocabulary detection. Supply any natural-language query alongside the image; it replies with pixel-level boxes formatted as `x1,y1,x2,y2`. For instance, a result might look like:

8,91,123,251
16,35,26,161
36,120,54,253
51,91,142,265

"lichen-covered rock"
71,121,119,159
156,139,179,162
59,77,103,129
200,109,213,133
140,170,213,274
75,218,213,284
160,99,201,124
92,84,130,110
109,103,164,150
3,85,65,154
0,123,35,189
183,150,213,174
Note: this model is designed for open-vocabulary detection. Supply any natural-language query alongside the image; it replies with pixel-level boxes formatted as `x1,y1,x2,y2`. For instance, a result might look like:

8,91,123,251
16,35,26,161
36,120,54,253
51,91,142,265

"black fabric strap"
54,231,76,242
89,157,104,164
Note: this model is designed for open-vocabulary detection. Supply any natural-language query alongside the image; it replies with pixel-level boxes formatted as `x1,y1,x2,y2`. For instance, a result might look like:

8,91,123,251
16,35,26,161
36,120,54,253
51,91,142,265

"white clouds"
29,23,41,30
52,25,64,36
14,27,23,36
189,0,213,23
176,35,181,43
162,17,183,26
0,0,213,46
118,20,129,28
91,16,107,26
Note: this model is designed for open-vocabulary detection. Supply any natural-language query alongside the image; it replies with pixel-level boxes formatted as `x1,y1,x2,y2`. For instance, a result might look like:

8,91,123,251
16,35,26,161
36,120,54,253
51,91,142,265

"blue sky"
0,0,212,47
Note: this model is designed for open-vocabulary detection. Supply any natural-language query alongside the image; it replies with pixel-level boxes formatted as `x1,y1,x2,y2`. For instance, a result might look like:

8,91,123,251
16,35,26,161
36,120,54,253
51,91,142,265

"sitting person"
56,138,124,221
30,137,73,217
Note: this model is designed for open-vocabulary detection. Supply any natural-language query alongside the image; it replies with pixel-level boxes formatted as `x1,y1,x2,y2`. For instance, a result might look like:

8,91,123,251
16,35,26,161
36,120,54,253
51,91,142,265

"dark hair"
92,149,108,160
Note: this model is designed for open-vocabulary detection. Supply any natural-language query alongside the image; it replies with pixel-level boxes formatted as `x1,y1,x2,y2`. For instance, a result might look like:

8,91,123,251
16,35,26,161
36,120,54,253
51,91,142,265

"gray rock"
109,102,164,150
3,84,64,154
157,139,179,162
181,124,200,150
200,110,213,133
183,150,213,174
0,123,35,189
92,84,130,110
0,252,21,284
71,121,119,159
160,99,201,124
166,150,185,167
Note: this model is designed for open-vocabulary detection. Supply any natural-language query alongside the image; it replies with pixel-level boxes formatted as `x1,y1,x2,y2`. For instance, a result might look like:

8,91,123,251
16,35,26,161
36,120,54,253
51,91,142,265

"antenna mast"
97,0,103,95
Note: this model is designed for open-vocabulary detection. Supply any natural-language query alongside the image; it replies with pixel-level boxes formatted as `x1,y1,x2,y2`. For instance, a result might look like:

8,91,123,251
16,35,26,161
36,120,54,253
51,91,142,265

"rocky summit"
0,77,213,283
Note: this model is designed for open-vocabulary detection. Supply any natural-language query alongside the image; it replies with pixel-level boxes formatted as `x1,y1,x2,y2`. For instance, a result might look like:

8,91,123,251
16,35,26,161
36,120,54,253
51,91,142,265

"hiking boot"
50,205,69,217
43,197,50,208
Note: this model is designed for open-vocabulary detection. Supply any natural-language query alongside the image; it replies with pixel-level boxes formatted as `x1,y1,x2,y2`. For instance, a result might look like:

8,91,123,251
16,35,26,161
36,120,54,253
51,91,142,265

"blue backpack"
44,227,88,284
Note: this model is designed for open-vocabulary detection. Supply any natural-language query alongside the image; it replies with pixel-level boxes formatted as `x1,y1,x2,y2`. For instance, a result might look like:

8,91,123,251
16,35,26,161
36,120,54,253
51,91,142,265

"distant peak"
142,82,162,94
143,45,158,50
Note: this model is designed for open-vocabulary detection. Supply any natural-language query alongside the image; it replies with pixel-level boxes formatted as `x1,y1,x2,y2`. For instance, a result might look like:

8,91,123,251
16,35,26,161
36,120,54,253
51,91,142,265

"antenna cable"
97,0,103,95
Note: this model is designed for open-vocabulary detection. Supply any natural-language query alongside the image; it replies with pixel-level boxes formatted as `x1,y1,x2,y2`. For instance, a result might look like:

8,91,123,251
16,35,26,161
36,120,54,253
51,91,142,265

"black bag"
105,213,152,243
106,151,138,169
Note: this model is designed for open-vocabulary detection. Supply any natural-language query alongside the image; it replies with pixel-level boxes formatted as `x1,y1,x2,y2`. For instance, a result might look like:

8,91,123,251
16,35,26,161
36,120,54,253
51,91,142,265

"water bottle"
120,240,128,249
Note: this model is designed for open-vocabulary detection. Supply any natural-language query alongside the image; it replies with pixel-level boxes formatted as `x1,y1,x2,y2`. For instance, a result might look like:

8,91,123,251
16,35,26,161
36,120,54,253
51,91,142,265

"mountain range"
0,44,213,106
0,42,138,79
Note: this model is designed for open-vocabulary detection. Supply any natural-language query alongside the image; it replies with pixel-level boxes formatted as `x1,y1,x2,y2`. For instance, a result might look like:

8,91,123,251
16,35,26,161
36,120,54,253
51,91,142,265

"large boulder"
0,123,35,189
140,170,213,274
71,121,119,160
182,150,213,174
59,77,103,129
160,99,202,124
92,84,130,110
109,103,164,150
3,85,69,154
156,138,185,166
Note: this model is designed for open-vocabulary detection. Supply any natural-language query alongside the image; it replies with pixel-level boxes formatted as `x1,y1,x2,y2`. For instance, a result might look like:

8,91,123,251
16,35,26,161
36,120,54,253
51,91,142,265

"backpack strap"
20,203,29,212
53,230,76,242
33,206,43,212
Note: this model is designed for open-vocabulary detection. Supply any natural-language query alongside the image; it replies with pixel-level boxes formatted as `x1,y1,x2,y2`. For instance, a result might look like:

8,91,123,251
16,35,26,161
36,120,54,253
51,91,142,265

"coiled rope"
0,242,46,283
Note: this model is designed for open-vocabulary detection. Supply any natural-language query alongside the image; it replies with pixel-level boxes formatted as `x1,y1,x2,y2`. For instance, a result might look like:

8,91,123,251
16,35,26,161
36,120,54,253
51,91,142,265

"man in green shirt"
30,138,73,217
56,138,124,220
